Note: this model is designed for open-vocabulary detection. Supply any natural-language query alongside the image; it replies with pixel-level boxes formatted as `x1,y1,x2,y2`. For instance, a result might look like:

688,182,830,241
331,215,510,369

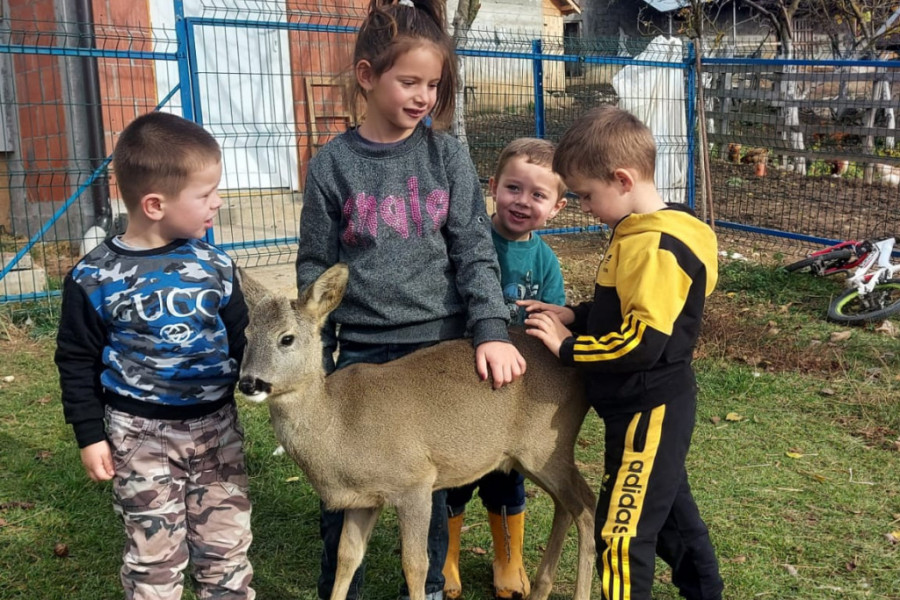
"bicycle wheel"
827,279,900,324
784,249,853,275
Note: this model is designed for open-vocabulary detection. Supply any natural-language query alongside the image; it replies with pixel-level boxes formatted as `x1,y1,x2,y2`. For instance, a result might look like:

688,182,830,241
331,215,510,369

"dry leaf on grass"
725,412,744,422
829,330,852,343
874,320,897,336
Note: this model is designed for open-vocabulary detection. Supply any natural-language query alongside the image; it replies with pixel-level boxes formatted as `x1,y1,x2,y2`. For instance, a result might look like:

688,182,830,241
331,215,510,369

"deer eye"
279,334,295,347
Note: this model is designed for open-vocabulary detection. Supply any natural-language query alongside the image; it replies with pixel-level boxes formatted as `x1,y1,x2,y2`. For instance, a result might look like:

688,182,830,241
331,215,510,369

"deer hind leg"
394,488,435,600
528,496,573,600
331,507,380,600
524,461,597,600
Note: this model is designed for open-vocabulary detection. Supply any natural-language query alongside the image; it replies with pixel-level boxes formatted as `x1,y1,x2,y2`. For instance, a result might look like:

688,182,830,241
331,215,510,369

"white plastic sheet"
612,36,687,204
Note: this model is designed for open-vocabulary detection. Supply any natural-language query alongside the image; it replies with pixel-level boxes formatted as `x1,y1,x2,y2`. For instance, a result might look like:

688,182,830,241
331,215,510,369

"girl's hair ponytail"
348,0,458,128
363,0,447,43
395,0,446,32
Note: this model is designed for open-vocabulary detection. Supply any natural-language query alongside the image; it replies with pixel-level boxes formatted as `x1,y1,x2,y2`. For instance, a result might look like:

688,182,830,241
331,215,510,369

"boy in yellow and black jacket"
521,105,724,600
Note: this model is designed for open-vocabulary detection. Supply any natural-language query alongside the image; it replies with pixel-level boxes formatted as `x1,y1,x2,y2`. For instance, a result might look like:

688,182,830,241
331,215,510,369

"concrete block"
0,252,34,270
0,267,46,296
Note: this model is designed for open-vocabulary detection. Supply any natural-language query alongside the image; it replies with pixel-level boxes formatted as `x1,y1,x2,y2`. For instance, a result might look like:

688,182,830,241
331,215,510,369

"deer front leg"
394,489,435,600
331,507,380,600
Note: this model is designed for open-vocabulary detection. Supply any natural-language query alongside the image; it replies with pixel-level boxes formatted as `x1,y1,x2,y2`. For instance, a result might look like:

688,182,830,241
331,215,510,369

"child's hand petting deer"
519,300,577,357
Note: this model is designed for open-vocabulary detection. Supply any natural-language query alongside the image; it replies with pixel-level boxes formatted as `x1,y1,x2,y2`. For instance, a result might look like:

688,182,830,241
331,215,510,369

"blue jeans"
317,340,448,600
445,470,526,517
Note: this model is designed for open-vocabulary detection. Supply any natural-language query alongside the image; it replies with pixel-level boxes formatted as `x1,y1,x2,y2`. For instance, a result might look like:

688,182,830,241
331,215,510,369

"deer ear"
237,267,269,310
298,263,349,322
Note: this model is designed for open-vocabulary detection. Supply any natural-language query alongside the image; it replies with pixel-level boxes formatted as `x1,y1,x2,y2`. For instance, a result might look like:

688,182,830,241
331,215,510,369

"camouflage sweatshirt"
55,238,248,448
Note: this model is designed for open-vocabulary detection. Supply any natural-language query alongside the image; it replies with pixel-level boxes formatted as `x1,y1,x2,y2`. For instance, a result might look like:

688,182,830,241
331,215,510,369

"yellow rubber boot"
489,511,530,600
442,512,464,599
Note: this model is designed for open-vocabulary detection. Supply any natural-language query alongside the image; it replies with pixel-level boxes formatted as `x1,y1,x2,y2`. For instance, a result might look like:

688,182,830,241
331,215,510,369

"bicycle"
826,237,900,324
783,239,874,276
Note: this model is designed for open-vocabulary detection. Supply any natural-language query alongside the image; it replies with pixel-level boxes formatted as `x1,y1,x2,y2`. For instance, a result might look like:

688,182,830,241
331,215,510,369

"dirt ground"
710,161,899,243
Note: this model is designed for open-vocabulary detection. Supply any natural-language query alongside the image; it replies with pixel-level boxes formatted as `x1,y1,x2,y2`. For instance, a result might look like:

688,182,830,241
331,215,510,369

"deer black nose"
238,377,256,395
239,376,271,396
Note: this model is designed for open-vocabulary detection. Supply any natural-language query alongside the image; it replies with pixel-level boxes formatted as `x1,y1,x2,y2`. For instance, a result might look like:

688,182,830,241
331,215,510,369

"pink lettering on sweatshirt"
342,193,378,245
381,195,408,238
341,177,448,245
426,189,448,231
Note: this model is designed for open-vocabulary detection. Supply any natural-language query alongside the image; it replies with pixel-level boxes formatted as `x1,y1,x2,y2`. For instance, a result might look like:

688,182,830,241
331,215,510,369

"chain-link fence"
701,55,900,247
2,1,895,306
0,2,693,305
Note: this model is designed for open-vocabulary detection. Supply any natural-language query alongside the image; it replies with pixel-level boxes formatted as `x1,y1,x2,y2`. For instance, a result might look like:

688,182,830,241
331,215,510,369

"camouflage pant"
106,402,254,600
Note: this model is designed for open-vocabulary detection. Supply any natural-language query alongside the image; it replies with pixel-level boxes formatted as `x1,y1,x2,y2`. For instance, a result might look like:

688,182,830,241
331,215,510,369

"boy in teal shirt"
443,138,567,600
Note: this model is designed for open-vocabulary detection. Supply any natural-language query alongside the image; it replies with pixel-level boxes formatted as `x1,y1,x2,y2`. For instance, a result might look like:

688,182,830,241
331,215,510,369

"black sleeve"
223,268,249,367
54,275,108,448
569,301,593,333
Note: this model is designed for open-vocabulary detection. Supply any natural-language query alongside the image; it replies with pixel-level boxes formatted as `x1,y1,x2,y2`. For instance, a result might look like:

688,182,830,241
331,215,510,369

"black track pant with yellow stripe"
595,391,724,600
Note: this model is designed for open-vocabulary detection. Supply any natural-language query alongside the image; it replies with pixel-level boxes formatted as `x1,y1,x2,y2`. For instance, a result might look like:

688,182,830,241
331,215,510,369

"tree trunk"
777,41,805,173
877,78,895,150
450,0,477,150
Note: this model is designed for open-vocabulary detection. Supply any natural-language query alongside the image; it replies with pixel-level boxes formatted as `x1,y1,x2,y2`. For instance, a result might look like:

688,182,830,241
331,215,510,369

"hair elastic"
398,0,414,6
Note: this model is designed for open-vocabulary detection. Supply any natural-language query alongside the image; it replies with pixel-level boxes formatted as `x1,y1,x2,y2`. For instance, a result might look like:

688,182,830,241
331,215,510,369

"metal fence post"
685,40,696,210
173,1,214,243
531,39,544,139
174,0,196,122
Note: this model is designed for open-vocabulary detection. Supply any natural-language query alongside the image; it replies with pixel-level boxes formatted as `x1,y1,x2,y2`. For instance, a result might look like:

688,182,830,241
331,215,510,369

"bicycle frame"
846,238,900,293
785,239,874,277
814,240,871,275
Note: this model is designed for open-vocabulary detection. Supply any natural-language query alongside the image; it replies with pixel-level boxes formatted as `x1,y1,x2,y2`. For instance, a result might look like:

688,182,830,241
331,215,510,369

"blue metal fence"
0,3,695,305
12,2,897,305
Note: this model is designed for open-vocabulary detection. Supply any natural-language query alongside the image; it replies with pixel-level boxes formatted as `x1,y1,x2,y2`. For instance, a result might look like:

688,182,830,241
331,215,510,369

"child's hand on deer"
80,440,115,482
518,300,575,325
476,341,527,389
524,310,573,358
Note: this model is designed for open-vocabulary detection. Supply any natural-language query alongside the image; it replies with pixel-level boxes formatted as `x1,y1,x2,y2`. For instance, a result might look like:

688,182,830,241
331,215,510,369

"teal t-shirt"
492,228,566,325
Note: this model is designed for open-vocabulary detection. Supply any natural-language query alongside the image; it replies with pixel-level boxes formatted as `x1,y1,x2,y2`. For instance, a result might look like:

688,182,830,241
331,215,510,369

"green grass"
1,260,899,599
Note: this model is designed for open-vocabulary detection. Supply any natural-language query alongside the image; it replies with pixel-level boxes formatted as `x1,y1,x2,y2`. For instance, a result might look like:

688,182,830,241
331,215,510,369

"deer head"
237,263,349,402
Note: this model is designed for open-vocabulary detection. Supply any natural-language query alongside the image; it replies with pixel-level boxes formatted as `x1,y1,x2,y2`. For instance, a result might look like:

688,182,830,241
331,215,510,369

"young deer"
238,264,595,600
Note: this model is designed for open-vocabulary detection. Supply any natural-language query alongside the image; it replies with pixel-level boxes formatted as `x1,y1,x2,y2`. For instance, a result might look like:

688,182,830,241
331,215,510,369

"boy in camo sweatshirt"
55,111,254,599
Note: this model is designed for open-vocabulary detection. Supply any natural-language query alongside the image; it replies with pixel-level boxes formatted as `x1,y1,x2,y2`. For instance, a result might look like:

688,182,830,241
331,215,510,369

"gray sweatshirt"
296,124,510,346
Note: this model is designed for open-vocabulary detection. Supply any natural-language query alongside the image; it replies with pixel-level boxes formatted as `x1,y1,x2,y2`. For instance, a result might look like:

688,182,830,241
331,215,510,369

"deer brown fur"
238,263,595,600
